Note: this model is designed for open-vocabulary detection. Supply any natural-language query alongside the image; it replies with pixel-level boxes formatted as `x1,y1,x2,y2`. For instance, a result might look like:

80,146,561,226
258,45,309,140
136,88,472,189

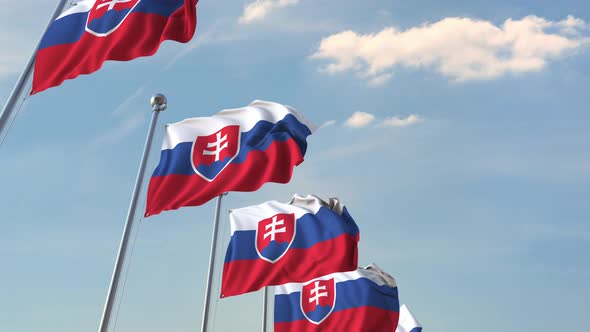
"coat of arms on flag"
301,278,336,325
191,125,240,181
255,213,296,263
86,0,142,36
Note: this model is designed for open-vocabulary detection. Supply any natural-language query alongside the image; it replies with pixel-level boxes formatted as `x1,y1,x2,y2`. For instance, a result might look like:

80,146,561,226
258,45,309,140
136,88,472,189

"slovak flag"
274,264,400,332
396,304,423,332
220,194,359,298
145,101,316,217
32,0,197,94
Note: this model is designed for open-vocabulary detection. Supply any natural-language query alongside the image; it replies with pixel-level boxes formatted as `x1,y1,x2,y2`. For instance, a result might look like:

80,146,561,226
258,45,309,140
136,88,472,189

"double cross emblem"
301,278,336,325
191,125,240,182
201,131,229,162
96,0,135,11
263,215,287,242
255,213,296,263
308,281,329,306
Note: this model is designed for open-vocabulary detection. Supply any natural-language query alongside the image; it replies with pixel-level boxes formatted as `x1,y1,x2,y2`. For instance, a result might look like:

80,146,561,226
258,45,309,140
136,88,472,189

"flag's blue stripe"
274,278,399,323
151,114,312,177
410,328,423,332
224,206,359,262
135,0,185,16
39,0,185,50
39,12,88,49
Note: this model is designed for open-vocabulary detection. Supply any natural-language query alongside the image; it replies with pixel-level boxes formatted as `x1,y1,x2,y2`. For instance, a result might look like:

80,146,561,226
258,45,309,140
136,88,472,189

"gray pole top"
151,93,167,112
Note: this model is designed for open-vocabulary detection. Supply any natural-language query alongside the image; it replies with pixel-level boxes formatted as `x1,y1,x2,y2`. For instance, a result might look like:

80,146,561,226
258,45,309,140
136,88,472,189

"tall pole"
98,94,167,332
0,0,70,139
201,194,226,332
262,287,269,332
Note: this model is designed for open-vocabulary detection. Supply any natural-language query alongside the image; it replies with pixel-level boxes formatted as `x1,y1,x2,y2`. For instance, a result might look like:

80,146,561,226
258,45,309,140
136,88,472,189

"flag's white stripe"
57,0,94,20
229,194,344,235
396,305,422,332
161,100,317,150
274,265,397,295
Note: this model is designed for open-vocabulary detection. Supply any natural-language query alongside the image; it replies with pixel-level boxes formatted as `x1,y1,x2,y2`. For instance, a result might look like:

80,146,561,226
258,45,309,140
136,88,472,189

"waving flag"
220,194,359,298
396,305,423,332
32,0,197,94
145,101,316,217
274,264,400,332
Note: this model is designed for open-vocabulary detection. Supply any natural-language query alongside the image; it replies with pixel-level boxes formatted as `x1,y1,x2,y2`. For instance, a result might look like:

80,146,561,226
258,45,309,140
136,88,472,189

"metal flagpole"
262,287,269,332
97,94,167,332
0,0,70,139
201,193,226,332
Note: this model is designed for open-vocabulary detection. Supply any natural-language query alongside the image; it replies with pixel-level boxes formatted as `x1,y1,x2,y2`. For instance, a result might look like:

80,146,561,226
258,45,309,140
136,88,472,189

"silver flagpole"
262,287,269,332
98,94,167,332
0,0,70,139
201,193,226,332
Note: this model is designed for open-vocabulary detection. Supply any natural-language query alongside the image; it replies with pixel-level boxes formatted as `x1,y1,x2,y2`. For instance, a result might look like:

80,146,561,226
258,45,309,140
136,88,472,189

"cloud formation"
319,120,337,128
239,0,300,24
380,114,423,127
345,111,375,128
311,15,589,84
344,112,423,129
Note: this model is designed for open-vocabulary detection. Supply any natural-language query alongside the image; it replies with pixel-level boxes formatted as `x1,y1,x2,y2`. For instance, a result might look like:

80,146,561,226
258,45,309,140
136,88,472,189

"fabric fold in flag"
145,100,316,216
274,263,400,332
396,304,423,332
32,0,198,94
220,194,359,298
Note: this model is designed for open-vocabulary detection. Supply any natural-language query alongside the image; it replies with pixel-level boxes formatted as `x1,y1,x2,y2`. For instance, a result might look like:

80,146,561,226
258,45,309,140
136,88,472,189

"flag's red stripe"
274,307,399,332
32,5,196,94
145,139,304,217
220,233,358,298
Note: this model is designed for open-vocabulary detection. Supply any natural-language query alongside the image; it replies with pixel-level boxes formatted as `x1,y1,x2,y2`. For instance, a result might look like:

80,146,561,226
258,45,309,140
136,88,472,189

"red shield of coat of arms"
191,125,240,181
255,213,296,263
86,0,142,37
301,278,336,325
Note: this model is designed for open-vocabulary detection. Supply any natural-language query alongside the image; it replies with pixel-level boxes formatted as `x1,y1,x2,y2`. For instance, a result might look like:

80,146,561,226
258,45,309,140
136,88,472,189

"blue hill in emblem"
306,305,332,323
88,9,132,34
260,240,290,261
196,155,232,180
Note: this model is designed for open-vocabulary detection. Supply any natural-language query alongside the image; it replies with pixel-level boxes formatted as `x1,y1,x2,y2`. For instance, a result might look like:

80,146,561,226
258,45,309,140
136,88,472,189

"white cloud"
343,112,423,129
239,0,300,24
379,114,423,127
311,15,590,84
345,111,375,128
557,15,588,35
367,73,393,86
377,9,392,18
319,120,337,128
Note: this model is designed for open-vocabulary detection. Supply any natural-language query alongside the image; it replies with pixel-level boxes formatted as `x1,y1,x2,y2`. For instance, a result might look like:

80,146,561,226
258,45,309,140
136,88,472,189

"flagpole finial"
151,93,167,112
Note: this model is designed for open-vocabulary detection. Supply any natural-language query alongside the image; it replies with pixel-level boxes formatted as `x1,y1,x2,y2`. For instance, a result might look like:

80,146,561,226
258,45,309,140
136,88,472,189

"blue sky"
1,0,589,331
